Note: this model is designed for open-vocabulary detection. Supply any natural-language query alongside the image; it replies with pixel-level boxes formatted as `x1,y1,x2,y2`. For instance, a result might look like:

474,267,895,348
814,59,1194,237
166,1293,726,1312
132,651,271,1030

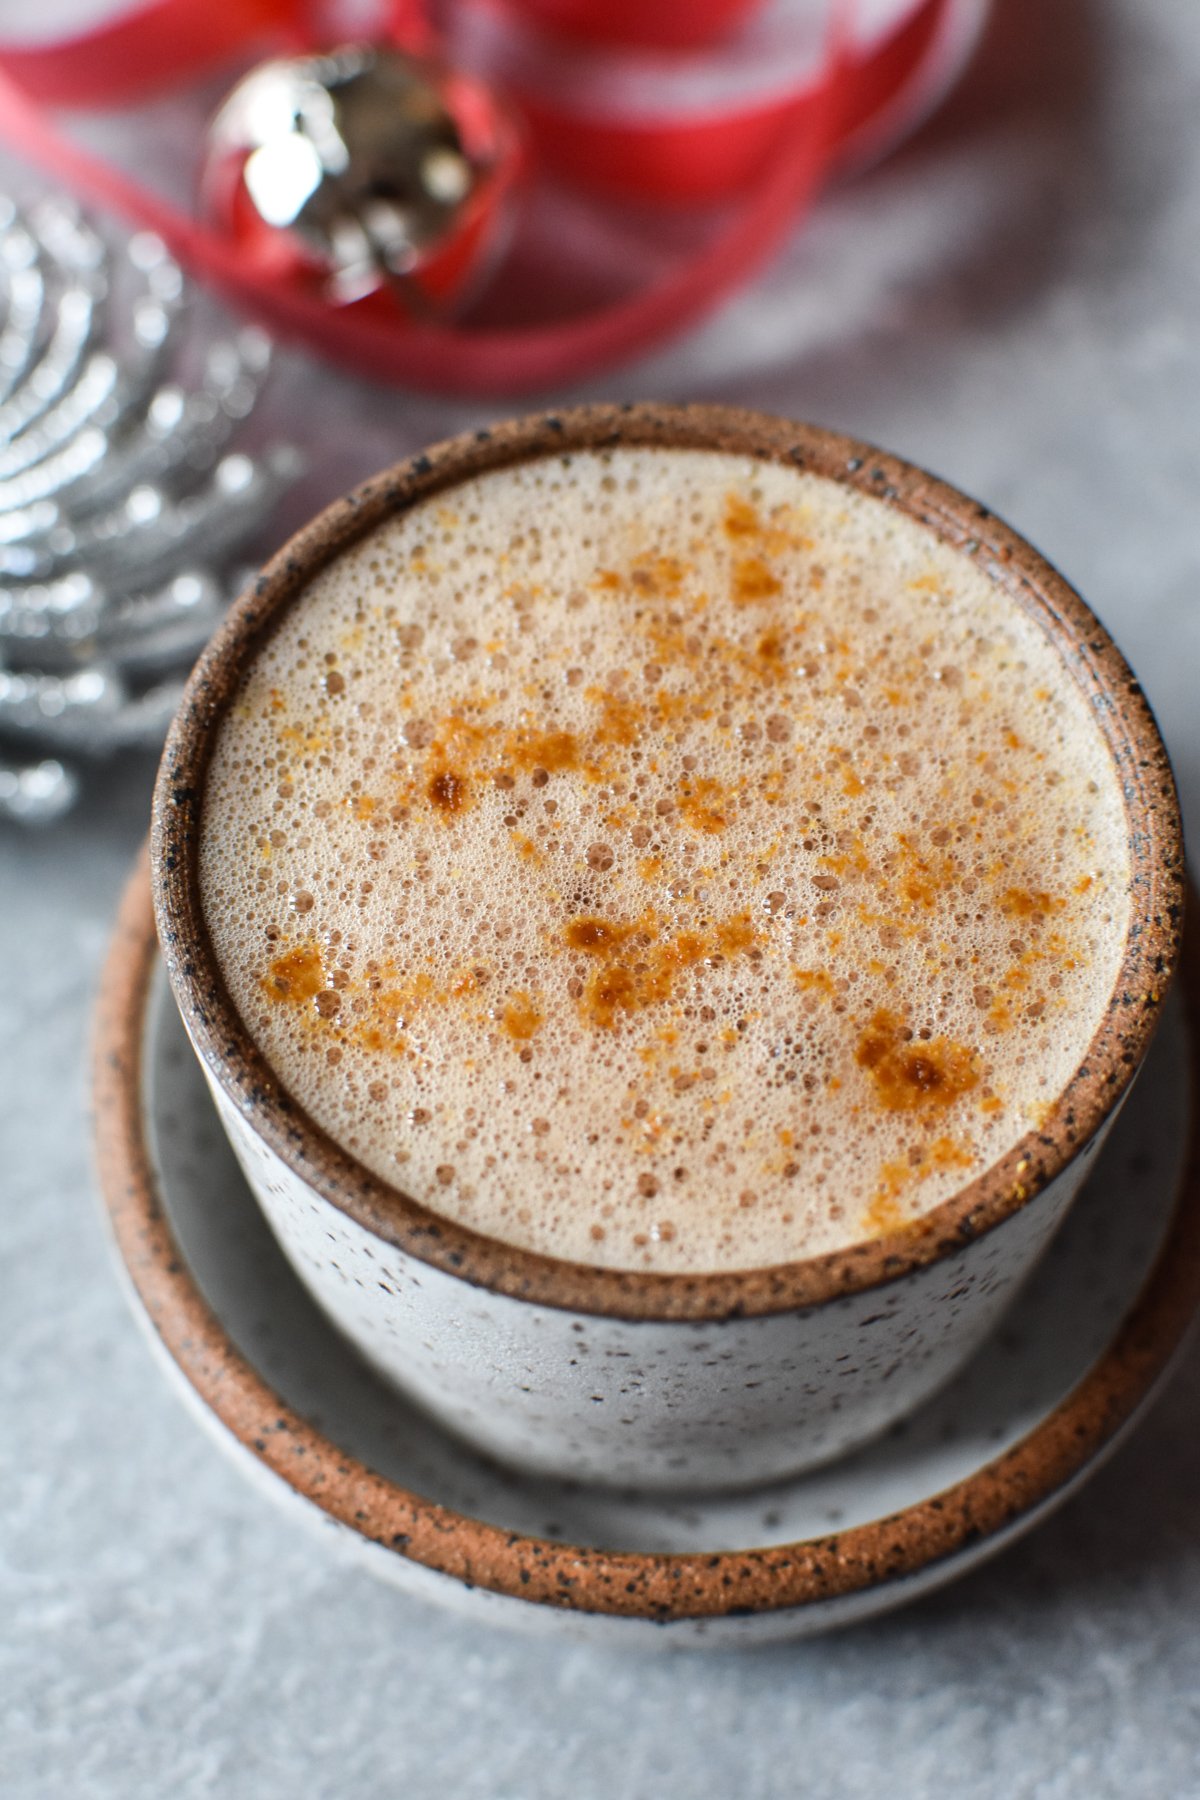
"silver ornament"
0,196,300,826
204,44,513,308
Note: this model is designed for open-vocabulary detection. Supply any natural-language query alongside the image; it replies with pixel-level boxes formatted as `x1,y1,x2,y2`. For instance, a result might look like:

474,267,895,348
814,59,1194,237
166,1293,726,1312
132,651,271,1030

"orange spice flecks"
662,929,710,969
583,964,658,1030
732,556,782,605
406,712,497,815
714,914,756,956
759,767,789,808
262,941,326,1005
749,628,789,682
645,613,705,673
651,687,695,728
987,992,1014,1033
424,712,492,768
863,1133,973,1235
724,493,762,539
900,865,936,910
403,710,589,813
565,916,641,955
723,490,809,556
893,836,956,911
630,554,689,596
678,775,730,834
999,887,1064,920
565,909,757,1029
356,1021,407,1055
713,625,791,690
505,725,581,775
428,768,468,814
501,991,543,1041
862,1165,910,1238
352,970,437,1055
855,1009,980,1114
279,722,329,754
260,940,505,1060
821,838,872,880
793,967,835,997
586,686,644,748
984,941,1054,1033
510,832,543,865
370,970,436,1016
925,1133,974,1174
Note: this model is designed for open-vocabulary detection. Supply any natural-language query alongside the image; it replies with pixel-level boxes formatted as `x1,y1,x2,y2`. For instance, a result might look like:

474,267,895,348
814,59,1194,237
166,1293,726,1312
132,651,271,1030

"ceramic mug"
151,405,1184,1492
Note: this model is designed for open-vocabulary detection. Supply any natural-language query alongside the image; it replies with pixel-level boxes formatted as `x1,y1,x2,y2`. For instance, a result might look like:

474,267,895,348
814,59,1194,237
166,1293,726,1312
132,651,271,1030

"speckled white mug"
151,406,1184,1493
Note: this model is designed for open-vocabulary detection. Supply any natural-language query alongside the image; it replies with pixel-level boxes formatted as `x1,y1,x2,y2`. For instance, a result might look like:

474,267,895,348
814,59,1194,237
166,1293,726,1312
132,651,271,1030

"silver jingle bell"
204,44,518,310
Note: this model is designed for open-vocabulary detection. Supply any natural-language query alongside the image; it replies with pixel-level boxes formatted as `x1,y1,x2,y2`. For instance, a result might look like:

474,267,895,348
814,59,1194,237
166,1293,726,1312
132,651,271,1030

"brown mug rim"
151,403,1186,1323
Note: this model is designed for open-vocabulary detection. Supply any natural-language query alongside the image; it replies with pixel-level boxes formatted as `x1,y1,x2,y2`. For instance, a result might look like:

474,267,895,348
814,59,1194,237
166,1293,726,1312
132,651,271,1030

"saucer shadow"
798,1323,1200,1669
926,1328,1200,1611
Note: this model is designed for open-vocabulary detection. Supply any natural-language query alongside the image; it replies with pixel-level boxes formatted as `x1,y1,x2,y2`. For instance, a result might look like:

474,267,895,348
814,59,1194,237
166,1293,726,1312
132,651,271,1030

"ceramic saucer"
94,858,1200,1648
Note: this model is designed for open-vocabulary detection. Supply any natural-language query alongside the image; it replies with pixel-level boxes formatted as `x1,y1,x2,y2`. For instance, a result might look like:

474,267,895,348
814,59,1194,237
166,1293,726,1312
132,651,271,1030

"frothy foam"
200,448,1131,1273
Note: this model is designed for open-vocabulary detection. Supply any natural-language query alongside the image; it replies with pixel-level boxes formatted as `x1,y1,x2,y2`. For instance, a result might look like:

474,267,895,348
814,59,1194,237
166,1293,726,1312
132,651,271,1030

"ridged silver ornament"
0,196,300,824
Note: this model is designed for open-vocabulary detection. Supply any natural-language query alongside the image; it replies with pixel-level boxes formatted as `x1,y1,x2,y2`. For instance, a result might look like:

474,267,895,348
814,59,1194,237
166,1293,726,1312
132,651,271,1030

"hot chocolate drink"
199,445,1131,1274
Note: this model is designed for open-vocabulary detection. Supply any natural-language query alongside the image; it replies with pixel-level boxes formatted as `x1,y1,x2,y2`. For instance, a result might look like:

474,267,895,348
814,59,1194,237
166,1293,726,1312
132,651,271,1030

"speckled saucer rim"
97,852,1200,1623
150,403,1186,1323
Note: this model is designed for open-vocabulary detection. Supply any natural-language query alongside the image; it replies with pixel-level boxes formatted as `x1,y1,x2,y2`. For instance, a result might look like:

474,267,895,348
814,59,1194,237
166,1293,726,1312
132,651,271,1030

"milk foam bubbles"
199,448,1131,1273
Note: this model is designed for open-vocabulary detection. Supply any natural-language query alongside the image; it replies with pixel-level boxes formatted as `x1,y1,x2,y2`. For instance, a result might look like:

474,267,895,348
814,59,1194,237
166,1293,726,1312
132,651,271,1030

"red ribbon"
510,0,954,203
0,0,292,108
500,0,761,54
0,0,953,395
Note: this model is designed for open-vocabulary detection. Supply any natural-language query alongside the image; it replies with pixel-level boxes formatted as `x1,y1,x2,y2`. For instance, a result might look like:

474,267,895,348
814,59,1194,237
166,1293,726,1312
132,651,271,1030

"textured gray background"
5,0,1200,1794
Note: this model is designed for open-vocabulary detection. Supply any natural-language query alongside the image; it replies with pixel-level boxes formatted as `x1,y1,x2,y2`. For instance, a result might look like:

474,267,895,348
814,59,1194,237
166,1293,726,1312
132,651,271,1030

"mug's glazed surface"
151,404,1185,1490
203,1083,1111,1486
